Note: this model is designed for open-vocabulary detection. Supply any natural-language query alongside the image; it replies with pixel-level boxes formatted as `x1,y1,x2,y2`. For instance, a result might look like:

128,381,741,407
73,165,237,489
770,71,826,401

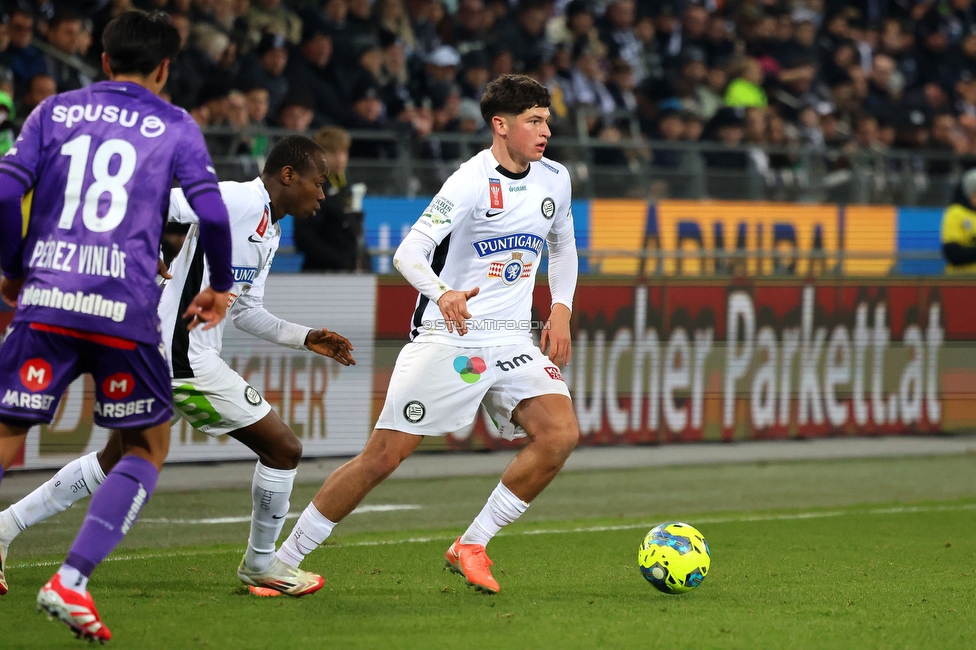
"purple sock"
64,455,158,577
0,463,5,487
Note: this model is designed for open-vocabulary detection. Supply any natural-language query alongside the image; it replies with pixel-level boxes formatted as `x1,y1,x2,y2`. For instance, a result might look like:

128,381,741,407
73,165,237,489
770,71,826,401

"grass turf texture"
1,455,975,649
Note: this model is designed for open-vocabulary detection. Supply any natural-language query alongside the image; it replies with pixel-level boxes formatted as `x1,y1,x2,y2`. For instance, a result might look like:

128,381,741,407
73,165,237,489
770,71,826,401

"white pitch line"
139,503,422,525
9,502,975,570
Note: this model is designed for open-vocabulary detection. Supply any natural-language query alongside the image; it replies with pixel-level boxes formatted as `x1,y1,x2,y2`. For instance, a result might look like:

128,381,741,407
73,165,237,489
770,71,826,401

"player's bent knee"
277,435,303,469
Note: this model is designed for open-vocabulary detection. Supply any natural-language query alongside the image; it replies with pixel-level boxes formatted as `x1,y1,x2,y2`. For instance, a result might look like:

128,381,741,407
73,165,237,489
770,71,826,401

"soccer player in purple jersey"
0,11,233,642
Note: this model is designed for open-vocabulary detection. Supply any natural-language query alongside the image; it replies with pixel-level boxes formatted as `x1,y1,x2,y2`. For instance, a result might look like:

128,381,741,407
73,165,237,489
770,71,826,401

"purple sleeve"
0,174,25,279
0,105,41,279
190,191,233,292
172,117,233,292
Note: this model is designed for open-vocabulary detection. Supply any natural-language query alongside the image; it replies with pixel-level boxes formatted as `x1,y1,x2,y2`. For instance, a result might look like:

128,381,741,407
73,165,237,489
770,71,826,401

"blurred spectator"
2,10,46,96
167,12,211,110
683,110,704,142
674,4,709,66
569,42,616,122
634,14,664,84
284,21,347,127
493,0,551,72
704,13,734,68
457,96,484,133
446,0,488,56
16,73,54,122
547,0,604,60
296,126,369,272
458,48,490,100
276,91,315,131
797,104,826,149
245,86,270,126
607,59,637,115
941,168,976,272
703,106,748,169
650,100,685,168
374,0,417,52
246,0,302,46
197,81,233,127
405,0,442,62
725,57,767,108
237,32,289,116
376,28,413,119
856,114,883,151
864,54,898,120
598,0,642,81
413,44,460,109
43,11,93,92
697,64,726,119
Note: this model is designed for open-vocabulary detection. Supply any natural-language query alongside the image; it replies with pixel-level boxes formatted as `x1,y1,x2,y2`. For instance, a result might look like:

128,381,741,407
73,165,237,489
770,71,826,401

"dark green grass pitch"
2,456,976,649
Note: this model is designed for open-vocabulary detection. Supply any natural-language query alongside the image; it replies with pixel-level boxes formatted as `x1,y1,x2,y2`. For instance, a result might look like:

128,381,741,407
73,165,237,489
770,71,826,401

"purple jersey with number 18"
0,80,223,345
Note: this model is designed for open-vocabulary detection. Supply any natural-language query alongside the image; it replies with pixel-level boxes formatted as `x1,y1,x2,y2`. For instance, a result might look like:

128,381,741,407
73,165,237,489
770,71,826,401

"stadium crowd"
0,0,975,168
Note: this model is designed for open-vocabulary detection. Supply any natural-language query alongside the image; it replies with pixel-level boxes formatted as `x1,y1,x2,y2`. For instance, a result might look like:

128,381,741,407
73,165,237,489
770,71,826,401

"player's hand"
305,328,356,366
0,276,24,308
437,287,479,336
183,286,230,331
541,303,572,366
157,258,172,280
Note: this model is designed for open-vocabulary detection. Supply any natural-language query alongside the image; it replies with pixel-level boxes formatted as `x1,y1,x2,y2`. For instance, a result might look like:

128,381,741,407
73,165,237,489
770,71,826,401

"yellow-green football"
638,522,710,594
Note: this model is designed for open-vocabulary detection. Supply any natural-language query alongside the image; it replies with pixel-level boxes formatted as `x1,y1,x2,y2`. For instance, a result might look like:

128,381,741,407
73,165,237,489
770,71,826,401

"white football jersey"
158,178,306,378
408,149,575,347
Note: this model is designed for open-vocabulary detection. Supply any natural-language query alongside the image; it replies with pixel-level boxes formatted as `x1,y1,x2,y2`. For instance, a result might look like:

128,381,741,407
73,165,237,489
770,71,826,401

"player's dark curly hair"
102,10,181,76
263,135,328,178
480,74,551,126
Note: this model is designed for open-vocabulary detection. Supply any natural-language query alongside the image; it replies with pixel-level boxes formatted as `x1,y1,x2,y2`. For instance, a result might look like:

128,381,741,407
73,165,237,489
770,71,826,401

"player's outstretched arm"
541,303,572,366
183,286,230,331
305,328,356,365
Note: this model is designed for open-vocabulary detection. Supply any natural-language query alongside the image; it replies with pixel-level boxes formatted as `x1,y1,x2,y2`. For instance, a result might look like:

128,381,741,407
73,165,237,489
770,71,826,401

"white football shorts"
375,340,571,440
170,358,271,437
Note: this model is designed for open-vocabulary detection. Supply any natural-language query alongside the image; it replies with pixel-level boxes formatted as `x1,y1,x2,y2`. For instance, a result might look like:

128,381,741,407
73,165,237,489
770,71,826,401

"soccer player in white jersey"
269,74,579,595
0,135,356,598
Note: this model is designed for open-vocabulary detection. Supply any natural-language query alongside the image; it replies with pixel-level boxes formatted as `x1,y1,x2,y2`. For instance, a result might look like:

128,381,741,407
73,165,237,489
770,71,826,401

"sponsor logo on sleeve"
20,358,52,392
540,160,559,174
541,197,556,219
256,207,270,237
421,196,455,225
489,178,503,209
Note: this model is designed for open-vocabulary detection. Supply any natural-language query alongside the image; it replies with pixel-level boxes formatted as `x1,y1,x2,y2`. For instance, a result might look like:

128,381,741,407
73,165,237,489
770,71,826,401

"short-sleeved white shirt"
408,149,575,347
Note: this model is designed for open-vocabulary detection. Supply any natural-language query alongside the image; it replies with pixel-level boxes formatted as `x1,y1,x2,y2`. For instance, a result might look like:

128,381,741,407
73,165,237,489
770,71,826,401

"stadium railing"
203,124,967,206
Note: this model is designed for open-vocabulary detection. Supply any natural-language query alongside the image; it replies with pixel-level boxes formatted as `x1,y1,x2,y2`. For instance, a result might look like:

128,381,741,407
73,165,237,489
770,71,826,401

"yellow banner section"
590,200,896,276
843,205,897,275
589,199,648,274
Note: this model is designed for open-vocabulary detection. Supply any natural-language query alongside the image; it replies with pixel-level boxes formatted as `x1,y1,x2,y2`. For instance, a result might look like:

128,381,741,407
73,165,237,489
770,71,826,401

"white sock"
275,504,336,568
57,564,88,595
1,452,105,545
244,462,296,572
459,481,529,547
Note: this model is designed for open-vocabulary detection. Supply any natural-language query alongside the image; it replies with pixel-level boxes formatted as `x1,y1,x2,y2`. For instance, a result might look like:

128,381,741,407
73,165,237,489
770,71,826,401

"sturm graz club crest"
244,385,262,406
403,400,426,423
541,197,555,219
